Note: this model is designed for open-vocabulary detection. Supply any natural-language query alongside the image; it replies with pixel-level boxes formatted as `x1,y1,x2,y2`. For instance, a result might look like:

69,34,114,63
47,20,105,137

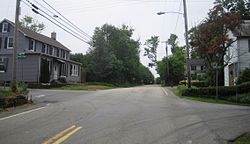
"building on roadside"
189,59,206,80
224,20,250,86
0,19,81,84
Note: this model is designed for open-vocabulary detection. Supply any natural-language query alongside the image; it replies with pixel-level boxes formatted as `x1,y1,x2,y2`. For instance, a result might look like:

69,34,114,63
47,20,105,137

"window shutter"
29,39,32,50
0,24,2,33
7,23,10,32
70,64,72,75
34,41,37,51
0,37,2,49
4,37,8,48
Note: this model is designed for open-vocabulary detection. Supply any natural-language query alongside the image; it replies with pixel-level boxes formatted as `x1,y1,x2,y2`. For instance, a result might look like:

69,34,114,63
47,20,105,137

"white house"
224,20,250,86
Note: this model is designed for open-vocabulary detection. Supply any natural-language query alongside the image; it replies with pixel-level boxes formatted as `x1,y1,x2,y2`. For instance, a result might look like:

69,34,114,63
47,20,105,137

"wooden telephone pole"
11,0,20,93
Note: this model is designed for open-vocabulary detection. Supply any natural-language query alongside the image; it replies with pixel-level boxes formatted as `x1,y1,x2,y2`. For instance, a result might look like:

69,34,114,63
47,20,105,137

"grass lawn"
56,84,116,91
234,133,250,144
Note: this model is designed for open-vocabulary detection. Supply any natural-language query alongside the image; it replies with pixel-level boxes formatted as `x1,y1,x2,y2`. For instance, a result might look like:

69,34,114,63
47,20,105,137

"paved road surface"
0,85,250,144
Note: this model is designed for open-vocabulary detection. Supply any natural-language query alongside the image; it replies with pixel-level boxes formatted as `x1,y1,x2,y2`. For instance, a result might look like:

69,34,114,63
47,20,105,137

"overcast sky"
0,0,215,77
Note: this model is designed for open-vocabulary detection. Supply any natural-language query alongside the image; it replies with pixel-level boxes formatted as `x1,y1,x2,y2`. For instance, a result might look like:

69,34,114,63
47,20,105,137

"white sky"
0,0,215,77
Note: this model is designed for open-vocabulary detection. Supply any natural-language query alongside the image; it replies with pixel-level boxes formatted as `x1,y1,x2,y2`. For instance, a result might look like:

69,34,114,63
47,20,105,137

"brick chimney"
51,32,56,40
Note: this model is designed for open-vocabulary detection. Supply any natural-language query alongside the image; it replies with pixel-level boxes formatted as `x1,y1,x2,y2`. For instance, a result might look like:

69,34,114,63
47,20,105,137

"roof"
189,59,205,66
233,20,250,37
1,18,71,52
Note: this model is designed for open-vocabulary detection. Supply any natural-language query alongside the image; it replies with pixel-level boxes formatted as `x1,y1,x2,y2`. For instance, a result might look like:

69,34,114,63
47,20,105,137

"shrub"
181,82,250,99
237,68,250,84
17,83,29,96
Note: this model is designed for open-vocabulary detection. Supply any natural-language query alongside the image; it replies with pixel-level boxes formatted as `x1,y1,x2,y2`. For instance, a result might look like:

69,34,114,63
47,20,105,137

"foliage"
189,4,242,86
181,81,250,98
236,68,250,84
235,133,250,144
0,89,12,97
144,36,159,67
167,34,178,54
156,35,185,86
215,0,250,20
20,15,45,33
73,24,154,84
17,83,29,96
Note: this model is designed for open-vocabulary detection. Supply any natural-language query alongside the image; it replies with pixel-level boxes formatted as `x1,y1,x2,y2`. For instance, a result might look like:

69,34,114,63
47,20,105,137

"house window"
7,37,14,49
70,64,79,76
42,44,47,53
234,63,238,77
29,39,36,51
201,66,204,71
0,57,7,72
55,48,59,57
191,65,196,70
48,46,53,55
2,23,8,33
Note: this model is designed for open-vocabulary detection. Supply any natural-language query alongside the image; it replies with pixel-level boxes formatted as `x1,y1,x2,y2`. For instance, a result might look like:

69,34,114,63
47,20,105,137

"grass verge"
55,84,116,91
234,133,250,144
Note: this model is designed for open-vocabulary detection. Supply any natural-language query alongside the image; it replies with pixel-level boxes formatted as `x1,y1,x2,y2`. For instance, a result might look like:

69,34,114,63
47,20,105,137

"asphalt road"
0,85,250,144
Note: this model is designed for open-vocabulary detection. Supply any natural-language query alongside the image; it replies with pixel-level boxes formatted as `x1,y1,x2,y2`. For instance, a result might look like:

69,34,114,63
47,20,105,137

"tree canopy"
189,4,242,86
144,36,159,67
156,35,185,85
72,24,154,85
20,15,45,33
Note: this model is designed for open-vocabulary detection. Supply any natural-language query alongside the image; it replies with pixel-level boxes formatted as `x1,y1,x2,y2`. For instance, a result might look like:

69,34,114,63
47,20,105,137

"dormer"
0,20,11,33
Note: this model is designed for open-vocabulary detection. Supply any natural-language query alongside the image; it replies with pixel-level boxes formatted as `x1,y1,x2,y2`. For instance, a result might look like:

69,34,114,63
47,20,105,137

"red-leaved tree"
189,4,242,86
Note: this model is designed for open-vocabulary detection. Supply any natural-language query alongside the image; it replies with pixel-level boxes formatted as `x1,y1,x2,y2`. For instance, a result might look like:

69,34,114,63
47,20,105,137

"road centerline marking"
0,107,46,121
52,126,82,144
42,125,76,144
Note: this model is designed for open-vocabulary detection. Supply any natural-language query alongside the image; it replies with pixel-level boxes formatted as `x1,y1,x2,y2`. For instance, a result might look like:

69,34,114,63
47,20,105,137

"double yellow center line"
43,125,82,144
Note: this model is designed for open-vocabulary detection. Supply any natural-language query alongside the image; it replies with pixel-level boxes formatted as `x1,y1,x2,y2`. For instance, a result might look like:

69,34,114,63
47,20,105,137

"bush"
237,68,250,84
181,82,250,101
17,83,29,96
179,80,208,87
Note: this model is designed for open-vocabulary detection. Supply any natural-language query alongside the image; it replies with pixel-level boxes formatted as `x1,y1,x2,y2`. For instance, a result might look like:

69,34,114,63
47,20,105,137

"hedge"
181,82,250,99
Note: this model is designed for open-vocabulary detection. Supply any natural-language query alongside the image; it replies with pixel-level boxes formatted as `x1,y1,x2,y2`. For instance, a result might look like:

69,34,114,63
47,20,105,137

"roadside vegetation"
175,81,250,105
0,83,30,109
234,133,250,144
56,83,116,91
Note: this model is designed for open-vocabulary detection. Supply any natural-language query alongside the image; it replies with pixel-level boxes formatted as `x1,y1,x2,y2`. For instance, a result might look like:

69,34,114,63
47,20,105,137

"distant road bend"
0,85,250,144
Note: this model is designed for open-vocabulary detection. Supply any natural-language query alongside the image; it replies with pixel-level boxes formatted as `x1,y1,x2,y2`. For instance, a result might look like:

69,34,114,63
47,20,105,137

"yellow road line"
42,125,76,144
52,126,82,144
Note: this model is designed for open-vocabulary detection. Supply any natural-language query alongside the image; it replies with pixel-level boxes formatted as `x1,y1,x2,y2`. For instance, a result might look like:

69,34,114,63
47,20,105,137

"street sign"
17,52,27,59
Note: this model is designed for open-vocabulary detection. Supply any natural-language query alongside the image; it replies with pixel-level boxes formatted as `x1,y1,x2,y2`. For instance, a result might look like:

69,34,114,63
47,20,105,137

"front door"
54,63,59,80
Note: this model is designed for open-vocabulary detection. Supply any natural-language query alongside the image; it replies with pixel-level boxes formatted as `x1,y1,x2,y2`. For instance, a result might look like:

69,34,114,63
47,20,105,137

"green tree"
215,0,250,20
85,24,146,84
156,35,185,86
20,15,45,33
144,36,159,67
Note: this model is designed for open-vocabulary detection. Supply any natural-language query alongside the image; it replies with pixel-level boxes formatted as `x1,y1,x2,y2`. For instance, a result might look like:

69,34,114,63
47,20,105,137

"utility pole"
165,41,169,77
183,0,191,88
11,0,20,93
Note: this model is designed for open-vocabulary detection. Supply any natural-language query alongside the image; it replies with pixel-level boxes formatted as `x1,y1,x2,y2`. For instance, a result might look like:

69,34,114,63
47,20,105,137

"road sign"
17,52,27,59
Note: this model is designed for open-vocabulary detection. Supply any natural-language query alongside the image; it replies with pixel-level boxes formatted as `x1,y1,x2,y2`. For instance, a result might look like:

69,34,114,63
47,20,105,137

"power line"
22,0,90,45
174,0,183,33
40,0,92,39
